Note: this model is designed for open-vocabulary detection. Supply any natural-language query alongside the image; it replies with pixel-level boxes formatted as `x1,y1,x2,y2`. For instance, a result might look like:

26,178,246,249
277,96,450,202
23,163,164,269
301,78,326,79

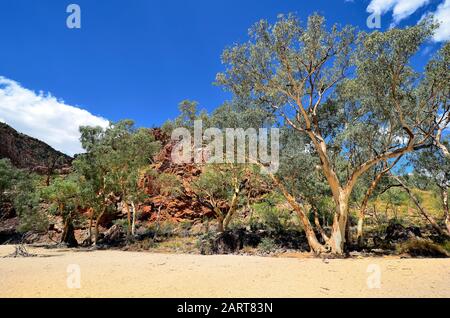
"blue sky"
0,0,448,155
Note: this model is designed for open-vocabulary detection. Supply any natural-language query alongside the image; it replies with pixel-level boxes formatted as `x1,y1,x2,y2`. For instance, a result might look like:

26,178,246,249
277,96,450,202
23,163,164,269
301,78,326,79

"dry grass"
351,188,444,228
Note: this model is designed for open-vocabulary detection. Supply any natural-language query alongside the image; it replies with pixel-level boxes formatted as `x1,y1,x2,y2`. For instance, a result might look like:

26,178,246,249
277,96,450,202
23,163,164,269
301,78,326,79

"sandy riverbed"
0,245,449,298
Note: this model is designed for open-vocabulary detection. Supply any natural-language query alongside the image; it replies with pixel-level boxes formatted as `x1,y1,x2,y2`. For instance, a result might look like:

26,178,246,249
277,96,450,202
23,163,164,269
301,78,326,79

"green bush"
177,220,193,237
398,239,449,258
440,241,450,254
258,237,278,254
196,231,215,255
113,218,129,228
148,220,175,238
135,238,157,250
250,201,294,233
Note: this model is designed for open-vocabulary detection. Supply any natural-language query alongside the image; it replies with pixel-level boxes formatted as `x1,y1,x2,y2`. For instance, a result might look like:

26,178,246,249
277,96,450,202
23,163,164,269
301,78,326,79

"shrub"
136,238,157,250
196,231,215,255
439,241,450,254
251,201,294,233
398,239,449,258
177,220,193,237
258,237,278,254
113,218,129,228
148,220,176,239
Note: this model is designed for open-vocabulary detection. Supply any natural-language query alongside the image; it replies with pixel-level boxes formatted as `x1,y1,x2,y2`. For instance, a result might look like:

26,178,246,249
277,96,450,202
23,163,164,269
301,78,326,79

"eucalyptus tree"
208,99,275,131
41,176,82,246
217,13,444,254
74,125,112,244
106,122,160,236
355,157,402,245
74,120,159,242
192,163,250,232
0,159,47,233
427,43,450,159
277,126,332,237
162,100,210,134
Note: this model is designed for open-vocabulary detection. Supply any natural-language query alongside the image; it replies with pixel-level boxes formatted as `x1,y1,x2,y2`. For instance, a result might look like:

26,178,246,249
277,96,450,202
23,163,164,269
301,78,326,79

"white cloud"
430,0,450,42
392,0,430,24
367,0,430,24
367,0,450,42
0,76,109,156
367,0,397,15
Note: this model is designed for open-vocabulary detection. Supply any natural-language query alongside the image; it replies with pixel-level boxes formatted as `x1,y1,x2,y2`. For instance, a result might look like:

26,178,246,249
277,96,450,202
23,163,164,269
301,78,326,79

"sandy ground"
0,245,449,298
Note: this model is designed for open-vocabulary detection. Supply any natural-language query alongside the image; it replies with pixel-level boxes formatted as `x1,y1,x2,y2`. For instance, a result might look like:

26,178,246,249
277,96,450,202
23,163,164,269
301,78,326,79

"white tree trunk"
328,192,350,255
442,187,450,234
131,201,137,236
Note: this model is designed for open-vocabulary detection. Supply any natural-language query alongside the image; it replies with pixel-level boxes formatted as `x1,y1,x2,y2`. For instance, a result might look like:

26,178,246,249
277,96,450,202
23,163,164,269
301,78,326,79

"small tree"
107,124,160,236
41,176,82,247
192,164,249,232
0,159,18,199
0,159,47,233
74,120,160,242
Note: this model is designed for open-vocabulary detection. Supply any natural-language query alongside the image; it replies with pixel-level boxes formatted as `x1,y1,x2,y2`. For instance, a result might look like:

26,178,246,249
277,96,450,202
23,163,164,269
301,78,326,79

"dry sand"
0,245,449,298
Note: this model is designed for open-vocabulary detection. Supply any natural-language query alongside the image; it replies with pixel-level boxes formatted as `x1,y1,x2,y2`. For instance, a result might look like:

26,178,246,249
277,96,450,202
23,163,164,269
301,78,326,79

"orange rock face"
139,129,213,223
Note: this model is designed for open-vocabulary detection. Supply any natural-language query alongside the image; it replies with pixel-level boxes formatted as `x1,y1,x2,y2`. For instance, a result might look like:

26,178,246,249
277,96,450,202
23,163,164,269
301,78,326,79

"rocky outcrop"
0,122,72,171
140,130,213,222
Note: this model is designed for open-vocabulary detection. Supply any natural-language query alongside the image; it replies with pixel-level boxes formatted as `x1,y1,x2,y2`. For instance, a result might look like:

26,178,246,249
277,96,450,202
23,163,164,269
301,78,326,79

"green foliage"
193,164,238,202
147,170,182,197
380,188,409,207
15,175,48,233
258,237,278,254
162,100,210,134
0,159,47,233
0,159,19,196
113,218,129,228
2,14,448,255
398,239,449,258
216,12,446,254
148,220,176,238
41,176,82,217
250,194,296,233
196,231,215,255
440,241,450,254
73,120,160,235
310,197,335,226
